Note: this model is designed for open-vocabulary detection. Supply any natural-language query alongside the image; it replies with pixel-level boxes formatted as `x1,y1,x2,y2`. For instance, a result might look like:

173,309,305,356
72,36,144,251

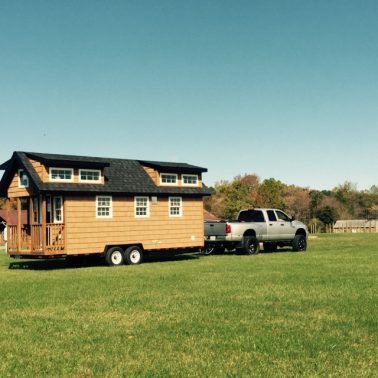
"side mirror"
291,215,296,221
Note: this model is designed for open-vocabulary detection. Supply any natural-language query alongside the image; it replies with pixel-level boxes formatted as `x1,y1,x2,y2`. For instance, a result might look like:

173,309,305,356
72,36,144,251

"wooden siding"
143,166,160,185
142,166,203,188
8,172,32,198
29,158,49,182
64,196,205,254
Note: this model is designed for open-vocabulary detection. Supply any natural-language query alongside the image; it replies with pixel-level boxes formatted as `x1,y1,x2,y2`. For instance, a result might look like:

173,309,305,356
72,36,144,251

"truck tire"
125,245,143,265
242,236,260,255
106,247,125,266
292,235,307,252
263,242,277,253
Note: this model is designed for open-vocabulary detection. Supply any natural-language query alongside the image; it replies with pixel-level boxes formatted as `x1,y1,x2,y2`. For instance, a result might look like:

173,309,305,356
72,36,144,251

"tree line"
204,174,378,229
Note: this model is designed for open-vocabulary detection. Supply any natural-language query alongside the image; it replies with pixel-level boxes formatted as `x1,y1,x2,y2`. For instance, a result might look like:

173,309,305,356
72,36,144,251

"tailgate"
204,221,227,237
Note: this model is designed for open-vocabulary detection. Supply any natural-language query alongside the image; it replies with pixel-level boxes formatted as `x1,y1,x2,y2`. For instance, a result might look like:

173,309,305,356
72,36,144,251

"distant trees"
206,175,378,229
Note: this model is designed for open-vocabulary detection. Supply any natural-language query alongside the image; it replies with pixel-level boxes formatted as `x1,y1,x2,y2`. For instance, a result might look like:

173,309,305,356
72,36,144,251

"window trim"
160,173,178,186
134,196,150,218
18,169,29,188
49,167,74,182
96,195,113,219
182,174,199,187
169,196,183,217
53,196,64,224
79,169,102,183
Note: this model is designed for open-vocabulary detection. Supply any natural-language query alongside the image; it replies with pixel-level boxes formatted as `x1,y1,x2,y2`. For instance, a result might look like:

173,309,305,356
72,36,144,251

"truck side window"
276,211,291,222
267,210,277,222
238,210,265,222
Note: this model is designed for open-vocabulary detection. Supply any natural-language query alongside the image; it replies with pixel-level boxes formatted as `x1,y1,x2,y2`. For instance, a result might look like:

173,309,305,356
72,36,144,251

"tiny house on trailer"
0,152,210,266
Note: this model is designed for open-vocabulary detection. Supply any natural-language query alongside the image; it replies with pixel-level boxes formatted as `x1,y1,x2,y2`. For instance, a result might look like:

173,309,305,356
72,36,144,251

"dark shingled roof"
0,151,211,197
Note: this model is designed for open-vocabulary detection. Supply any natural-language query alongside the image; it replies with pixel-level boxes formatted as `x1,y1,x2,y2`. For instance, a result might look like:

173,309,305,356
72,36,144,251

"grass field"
0,234,377,377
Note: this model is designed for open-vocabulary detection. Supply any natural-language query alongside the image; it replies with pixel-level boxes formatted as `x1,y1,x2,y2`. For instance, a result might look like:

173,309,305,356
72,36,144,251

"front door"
266,210,295,240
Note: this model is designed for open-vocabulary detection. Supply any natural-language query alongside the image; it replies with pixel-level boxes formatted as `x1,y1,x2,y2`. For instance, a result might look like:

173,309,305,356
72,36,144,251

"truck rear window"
238,210,265,222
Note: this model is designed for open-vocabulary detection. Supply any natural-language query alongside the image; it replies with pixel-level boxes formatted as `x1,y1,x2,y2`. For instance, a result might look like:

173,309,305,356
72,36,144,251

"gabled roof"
0,151,211,197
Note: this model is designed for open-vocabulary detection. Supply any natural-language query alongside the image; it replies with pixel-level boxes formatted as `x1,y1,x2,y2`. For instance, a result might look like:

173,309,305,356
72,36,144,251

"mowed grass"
0,234,377,377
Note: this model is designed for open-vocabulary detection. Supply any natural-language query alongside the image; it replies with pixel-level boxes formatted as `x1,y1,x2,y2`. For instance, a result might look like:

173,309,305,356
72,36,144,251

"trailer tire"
242,236,260,255
106,247,125,266
292,235,307,252
125,245,143,265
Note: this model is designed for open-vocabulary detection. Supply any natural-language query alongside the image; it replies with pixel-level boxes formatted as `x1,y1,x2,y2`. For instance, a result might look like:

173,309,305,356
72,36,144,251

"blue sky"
0,0,377,190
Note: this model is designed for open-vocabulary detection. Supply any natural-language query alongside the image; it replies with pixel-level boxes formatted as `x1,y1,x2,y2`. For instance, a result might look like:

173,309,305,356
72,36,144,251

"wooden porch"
7,223,65,254
6,196,66,255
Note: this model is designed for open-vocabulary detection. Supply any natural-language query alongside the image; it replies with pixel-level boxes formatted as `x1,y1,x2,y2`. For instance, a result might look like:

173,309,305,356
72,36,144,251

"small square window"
96,196,112,218
80,169,101,182
18,170,29,188
161,173,178,185
135,196,149,218
50,168,73,182
182,175,198,186
169,197,182,217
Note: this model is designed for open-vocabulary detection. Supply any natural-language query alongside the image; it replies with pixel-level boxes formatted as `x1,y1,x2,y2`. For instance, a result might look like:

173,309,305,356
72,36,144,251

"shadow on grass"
8,251,201,271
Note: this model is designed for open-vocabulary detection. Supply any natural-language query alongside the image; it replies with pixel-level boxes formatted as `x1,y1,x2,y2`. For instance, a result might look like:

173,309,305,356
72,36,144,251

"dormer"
139,160,207,188
26,153,109,185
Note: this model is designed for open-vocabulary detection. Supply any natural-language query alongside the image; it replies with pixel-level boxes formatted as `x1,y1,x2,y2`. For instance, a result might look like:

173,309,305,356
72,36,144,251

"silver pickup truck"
204,208,308,255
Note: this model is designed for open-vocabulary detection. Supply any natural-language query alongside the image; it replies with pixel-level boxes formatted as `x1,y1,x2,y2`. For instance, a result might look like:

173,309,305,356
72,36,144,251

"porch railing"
7,224,65,254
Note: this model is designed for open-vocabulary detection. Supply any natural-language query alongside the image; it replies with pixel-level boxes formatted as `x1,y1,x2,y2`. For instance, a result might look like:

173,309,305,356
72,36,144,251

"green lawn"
0,234,377,377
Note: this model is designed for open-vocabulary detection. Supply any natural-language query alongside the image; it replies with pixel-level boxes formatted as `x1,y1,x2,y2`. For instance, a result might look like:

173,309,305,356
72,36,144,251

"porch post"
41,195,46,253
17,197,22,251
6,198,11,253
29,198,34,251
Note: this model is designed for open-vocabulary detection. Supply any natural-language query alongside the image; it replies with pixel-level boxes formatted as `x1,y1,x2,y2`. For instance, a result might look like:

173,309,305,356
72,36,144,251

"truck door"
266,210,294,240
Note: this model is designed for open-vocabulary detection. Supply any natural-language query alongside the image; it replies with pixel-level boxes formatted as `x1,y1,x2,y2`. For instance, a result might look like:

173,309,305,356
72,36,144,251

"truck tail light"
226,224,231,234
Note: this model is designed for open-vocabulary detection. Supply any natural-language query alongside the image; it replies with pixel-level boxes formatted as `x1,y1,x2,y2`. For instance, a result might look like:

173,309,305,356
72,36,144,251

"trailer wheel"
242,236,260,255
125,245,143,265
106,247,125,266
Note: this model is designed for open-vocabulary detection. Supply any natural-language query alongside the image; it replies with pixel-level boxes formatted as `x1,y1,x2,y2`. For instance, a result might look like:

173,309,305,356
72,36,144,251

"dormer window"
79,169,101,183
182,174,198,186
18,169,29,188
160,173,178,185
50,168,73,182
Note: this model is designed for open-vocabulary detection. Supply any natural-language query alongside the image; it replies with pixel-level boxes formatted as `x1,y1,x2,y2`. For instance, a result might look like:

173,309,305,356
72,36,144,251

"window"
135,196,149,218
182,174,198,186
79,169,101,183
161,173,178,185
267,210,277,222
50,168,73,182
96,196,112,218
18,169,29,188
53,196,63,223
169,197,182,217
238,210,265,222
276,211,291,222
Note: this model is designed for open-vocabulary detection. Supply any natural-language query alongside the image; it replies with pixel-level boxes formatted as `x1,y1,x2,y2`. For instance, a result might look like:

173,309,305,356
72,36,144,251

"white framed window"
50,168,74,182
161,173,178,185
53,196,63,223
169,197,182,217
18,169,29,188
79,169,101,183
182,174,198,186
135,196,150,218
96,196,112,218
